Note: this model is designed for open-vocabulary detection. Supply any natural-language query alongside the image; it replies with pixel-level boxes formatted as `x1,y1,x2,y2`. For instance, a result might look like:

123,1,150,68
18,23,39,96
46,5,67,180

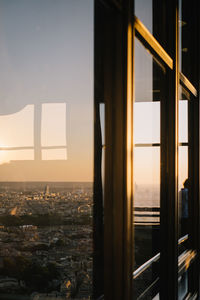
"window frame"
94,0,200,299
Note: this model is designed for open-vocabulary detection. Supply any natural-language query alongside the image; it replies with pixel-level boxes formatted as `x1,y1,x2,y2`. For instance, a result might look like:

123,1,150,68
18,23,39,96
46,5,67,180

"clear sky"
133,101,188,187
0,0,93,182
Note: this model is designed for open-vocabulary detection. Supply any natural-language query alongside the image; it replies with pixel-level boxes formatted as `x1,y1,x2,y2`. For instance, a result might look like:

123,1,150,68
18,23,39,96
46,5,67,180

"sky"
0,0,93,182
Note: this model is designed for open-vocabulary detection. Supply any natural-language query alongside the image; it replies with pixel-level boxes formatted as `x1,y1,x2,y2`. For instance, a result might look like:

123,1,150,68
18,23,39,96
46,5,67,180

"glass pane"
41,103,67,147
0,1,93,299
134,0,166,50
178,271,188,300
178,88,189,240
0,105,34,147
179,0,195,84
178,146,188,238
133,37,164,299
178,86,189,299
179,100,188,143
42,149,67,160
135,39,153,103
135,0,152,33
134,146,160,253
134,102,160,144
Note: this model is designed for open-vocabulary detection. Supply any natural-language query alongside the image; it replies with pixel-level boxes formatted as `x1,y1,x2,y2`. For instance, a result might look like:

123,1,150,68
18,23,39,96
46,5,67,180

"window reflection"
135,38,152,102
133,37,163,299
0,0,93,299
0,149,34,164
134,147,160,190
134,102,160,144
178,86,189,299
179,0,194,84
135,0,152,33
178,88,189,240
42,148,67,160
0,102,68,165
41,103,67,147
179,100,188,143
0,105,34,148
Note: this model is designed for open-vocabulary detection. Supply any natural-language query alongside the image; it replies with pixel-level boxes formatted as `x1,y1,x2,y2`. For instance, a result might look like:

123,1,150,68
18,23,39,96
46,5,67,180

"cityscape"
0,182,93,300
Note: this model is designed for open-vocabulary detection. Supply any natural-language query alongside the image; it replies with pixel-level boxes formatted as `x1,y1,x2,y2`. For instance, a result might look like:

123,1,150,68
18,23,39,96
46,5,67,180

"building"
44,185,50,196
93,0,200,299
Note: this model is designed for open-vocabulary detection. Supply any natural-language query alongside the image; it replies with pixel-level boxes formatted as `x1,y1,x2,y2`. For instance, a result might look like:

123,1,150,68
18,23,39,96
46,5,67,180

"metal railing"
97,235,191,300
133,253,160,279
133,234,189,279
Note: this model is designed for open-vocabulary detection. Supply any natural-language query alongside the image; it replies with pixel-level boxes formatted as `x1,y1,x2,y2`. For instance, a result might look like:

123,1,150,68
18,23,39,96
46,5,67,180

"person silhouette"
180,178,189,236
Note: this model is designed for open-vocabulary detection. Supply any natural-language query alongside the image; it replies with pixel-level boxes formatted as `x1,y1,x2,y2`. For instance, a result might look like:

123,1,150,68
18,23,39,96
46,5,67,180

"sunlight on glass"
0,149,34,164
42,149,67,160
179,147,188,190
179,100,188,143
134,147,160,187
0,105,34,147
41,103,67,147
134,102,160,144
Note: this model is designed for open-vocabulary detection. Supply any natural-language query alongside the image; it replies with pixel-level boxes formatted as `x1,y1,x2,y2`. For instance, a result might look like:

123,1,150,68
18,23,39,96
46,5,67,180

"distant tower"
44,185,50,196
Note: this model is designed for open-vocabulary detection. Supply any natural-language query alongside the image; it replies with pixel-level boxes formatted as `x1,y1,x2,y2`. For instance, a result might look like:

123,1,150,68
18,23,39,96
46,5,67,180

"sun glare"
0,150,10,164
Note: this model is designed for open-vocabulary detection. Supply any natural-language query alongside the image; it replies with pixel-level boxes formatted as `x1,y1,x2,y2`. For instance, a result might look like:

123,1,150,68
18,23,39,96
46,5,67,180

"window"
96,0,200,299
0,1,94,299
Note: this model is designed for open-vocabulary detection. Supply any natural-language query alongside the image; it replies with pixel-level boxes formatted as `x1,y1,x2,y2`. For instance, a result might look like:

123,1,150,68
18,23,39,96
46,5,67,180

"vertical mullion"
94,2,106,298
124,0,134,299
102,1,133,299
198,1,200,295
103,6,117,299
160,0,179,299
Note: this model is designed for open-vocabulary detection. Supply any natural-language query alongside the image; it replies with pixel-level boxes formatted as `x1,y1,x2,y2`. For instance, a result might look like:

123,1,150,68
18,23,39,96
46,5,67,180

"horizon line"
0,181,93,183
